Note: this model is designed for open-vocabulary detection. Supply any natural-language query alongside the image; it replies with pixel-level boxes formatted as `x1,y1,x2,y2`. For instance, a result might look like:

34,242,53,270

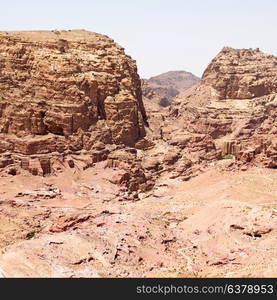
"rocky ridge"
161,47,277,170
202,47,277,99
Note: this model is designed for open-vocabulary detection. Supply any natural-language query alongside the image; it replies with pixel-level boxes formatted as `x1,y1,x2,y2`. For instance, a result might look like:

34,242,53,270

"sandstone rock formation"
0,30,147,176
165,47,277,169
142,71,199,107
202,47,277,99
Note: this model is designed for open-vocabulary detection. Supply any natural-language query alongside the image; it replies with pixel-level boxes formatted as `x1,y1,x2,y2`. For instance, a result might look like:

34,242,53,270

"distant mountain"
142,71,200,107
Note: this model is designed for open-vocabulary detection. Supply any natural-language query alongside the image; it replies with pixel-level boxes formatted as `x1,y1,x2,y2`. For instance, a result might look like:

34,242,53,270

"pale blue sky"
0,0,276,78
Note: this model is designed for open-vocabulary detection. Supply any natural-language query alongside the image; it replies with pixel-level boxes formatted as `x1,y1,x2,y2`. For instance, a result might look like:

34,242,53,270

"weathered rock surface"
0,167,276,277
0,30,147,175
202,47,277,99
164,47,277,169
0,39,276,279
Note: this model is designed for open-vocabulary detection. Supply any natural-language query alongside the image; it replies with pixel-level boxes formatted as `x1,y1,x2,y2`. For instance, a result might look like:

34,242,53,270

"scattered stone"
16,186,61,199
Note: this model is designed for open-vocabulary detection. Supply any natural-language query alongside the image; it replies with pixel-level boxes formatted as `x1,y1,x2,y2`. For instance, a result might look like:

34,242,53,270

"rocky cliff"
202,47,277,99
0,30,147,175
165,47,277,169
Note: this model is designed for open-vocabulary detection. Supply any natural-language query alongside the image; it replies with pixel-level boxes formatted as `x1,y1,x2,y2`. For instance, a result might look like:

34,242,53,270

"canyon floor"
0,163,276,277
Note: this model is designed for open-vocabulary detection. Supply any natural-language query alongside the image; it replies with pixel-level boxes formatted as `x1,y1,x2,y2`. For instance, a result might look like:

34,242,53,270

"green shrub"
222,154,234,159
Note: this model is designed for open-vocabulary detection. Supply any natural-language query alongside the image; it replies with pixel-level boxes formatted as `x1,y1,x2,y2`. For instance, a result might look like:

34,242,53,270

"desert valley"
0,30,276,277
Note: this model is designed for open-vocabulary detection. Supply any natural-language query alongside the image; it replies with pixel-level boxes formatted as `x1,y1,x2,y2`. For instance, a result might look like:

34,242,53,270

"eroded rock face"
0,30,146,149
0,30,147,176
202,47,277,99
166,47,277,169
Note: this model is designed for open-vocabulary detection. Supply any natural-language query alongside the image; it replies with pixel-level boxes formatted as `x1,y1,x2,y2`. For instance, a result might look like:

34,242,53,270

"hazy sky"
0,0,276,78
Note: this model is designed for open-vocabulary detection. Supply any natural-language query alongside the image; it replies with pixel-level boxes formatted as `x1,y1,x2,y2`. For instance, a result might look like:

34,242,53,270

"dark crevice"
245,233,262,238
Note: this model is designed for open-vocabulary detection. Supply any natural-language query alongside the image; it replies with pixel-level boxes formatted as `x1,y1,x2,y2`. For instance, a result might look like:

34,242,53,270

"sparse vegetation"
222,154,234,159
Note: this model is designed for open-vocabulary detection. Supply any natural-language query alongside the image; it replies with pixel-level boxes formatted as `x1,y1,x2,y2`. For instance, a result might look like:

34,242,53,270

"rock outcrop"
165,47,277,169
0,30,147,175
202,47,277,99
